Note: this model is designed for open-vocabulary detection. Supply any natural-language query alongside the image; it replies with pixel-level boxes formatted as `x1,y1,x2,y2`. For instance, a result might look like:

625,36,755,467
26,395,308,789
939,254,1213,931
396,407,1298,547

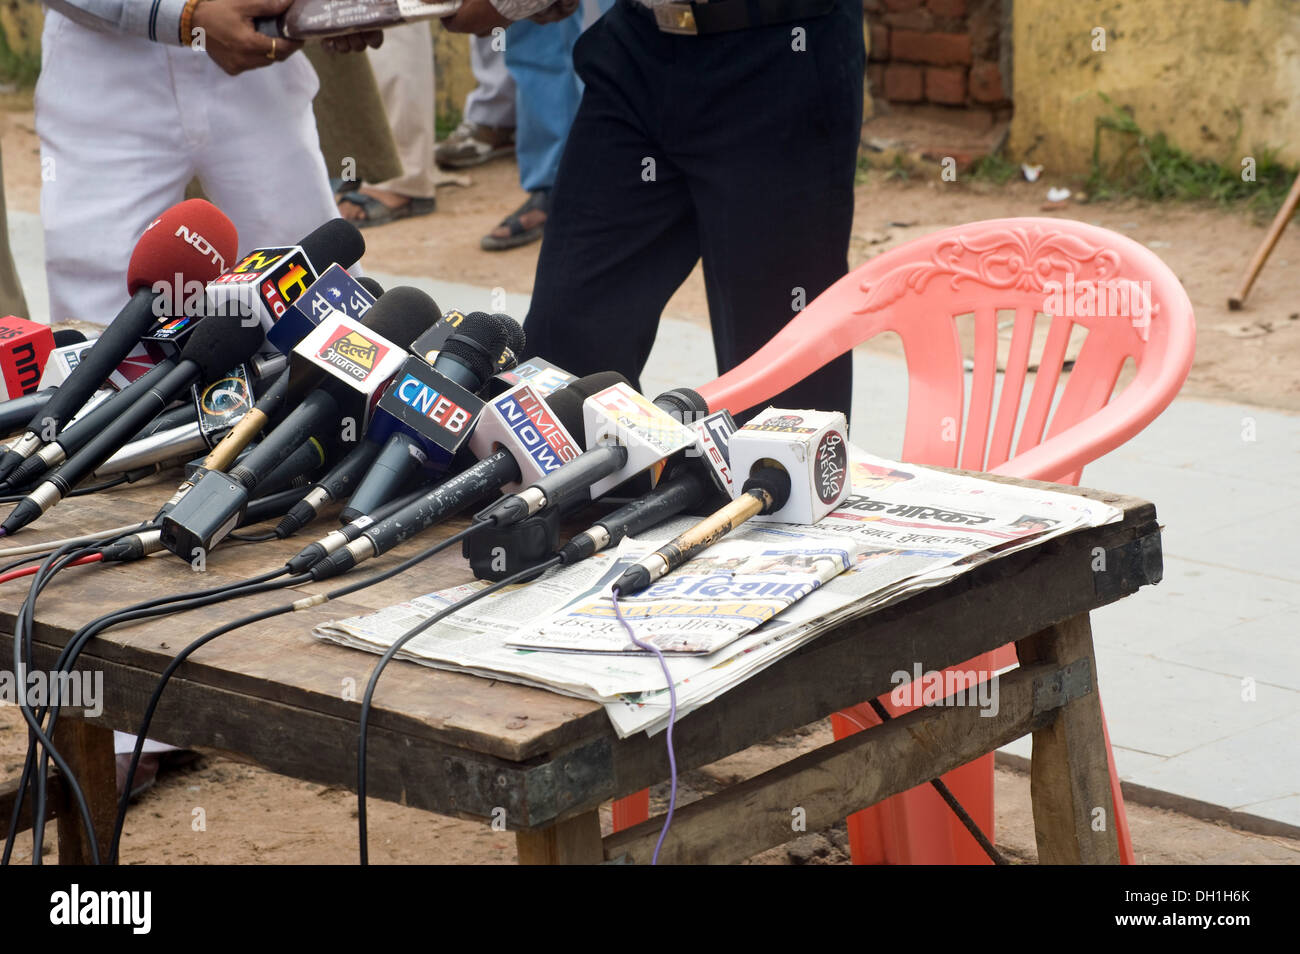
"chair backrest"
697,218,1196,485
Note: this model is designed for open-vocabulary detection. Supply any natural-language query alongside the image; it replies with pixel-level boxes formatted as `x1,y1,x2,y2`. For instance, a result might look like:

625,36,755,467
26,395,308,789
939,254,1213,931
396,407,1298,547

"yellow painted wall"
1009,0,1300,175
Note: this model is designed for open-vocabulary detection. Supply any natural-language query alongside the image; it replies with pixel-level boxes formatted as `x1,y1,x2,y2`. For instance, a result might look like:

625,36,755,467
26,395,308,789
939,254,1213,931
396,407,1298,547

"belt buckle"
654,2,698,34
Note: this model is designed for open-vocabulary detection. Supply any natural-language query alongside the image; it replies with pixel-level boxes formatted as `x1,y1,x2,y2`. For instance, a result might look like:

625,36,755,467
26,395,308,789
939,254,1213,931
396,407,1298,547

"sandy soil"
4,709,1298,864
3,98,1298,865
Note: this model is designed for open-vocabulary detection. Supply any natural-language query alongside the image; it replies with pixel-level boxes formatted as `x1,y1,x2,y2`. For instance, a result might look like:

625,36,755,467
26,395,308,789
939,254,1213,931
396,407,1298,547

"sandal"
338,191,436,229
481,189,551,251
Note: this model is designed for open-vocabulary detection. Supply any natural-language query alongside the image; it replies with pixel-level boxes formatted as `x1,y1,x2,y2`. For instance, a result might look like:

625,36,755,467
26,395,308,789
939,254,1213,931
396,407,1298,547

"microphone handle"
532,443,628,511
579,470,710,559
228,388,340,490
131,400,199,440
251,436,329,497
0,391,53,436
340,432,426,524
49,358,194,495
365,450,520,557
55,360,174,457
26,287,157,438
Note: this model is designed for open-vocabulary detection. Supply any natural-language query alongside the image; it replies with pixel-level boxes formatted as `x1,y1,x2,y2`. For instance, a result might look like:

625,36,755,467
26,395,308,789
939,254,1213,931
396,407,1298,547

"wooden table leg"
515,810,603,865
52,715,116,865
1016,614,1121,864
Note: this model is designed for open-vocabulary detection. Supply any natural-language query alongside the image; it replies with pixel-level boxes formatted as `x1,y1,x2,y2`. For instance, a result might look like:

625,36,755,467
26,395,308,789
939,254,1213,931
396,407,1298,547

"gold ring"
268,38,277,60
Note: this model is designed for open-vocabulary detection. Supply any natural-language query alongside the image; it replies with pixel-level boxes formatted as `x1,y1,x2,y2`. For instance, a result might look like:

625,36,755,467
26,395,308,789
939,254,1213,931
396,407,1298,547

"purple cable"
609,585,677,866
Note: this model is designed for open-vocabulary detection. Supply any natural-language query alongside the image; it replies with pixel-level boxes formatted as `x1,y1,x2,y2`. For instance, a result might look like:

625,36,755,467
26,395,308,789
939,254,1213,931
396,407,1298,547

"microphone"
0,317,266,535
341,310,509,522
611,407,850,595
156,283,420,521
307,374,596,580
559,408,740,566
477,378,703,528
0,199,238,482
158,290,434,557
203,218,364,335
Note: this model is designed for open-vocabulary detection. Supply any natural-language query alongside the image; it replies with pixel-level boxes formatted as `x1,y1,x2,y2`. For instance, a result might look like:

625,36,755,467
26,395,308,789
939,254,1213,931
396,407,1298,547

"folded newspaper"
314,449,1121,737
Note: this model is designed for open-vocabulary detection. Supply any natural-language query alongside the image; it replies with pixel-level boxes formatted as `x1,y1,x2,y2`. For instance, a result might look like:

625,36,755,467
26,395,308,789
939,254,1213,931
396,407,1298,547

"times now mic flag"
468,382,580,493
0,317,54,400
204,246,316,332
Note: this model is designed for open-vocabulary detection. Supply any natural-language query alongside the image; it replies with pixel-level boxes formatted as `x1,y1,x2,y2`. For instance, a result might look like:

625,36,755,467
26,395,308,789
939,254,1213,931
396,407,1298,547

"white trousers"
466,35,516,130
366,22,436,199
36,12,340,325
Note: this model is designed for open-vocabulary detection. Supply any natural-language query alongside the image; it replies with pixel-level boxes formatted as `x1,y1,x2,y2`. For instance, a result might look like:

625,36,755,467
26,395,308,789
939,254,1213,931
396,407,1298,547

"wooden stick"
1229,170,1300,310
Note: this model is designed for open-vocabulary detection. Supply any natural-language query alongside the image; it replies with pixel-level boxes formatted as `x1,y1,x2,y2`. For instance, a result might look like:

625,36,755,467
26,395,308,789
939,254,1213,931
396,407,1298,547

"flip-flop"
481,190,551,251
338,192,436,229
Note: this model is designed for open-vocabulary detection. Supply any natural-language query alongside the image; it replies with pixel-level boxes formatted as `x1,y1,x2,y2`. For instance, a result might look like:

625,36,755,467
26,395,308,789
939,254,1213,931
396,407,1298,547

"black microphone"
51,329,88,347
158,289,437,558
340,310,512,523
0,200,239,483
0,317,266,535
309,373,604,580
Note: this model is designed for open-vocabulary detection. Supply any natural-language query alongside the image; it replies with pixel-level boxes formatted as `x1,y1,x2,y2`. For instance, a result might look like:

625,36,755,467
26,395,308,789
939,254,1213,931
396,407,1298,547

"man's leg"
482,17,585,250
0,145,29,320
191,54,341,255
335,21,437,221
466,35,516,129
676,0,864,417
35,14,193,325
523,5,698,386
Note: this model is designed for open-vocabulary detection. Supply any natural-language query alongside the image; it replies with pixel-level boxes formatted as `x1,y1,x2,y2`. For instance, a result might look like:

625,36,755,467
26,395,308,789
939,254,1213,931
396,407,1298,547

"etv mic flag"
0,317,55,400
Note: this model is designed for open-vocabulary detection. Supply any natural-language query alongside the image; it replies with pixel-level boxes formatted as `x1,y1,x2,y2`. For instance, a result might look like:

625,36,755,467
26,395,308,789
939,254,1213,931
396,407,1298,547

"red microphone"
0,199,238,484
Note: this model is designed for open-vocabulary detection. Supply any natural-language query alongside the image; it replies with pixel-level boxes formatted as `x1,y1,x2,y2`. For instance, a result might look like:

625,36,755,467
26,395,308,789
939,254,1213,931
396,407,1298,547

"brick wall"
864,0,1011,112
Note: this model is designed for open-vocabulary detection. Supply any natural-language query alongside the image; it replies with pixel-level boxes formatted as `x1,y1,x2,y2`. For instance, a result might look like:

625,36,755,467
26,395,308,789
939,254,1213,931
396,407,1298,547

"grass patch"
435,105,463,143
967,152,1019,185
0,26,38,89
1087,93,1295,219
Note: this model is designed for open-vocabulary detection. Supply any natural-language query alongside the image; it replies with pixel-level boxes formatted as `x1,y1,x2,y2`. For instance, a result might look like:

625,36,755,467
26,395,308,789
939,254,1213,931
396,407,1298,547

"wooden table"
0,471,1161,865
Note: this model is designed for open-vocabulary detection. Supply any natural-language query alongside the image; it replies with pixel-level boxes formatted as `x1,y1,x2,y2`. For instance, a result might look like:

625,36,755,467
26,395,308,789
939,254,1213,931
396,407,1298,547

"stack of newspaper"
314,449,1120,737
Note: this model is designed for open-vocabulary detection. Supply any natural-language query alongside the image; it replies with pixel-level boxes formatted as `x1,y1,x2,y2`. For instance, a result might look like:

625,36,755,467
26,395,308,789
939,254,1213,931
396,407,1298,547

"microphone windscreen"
566,371,631,402
180,317,267,379
359,286,440,349
127,199,239,294
299,218,365,272
488,313,526,357
356,276,385,298
543,383,589,441
443,311,506,384
52,329,88,347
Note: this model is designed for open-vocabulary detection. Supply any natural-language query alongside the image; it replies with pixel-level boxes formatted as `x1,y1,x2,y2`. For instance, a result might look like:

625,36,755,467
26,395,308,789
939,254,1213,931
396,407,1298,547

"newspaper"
509,536,864,655
314,449,1121,737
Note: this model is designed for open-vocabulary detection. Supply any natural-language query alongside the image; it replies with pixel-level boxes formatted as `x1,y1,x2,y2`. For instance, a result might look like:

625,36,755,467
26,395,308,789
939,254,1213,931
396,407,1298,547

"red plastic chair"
614,218,1195,863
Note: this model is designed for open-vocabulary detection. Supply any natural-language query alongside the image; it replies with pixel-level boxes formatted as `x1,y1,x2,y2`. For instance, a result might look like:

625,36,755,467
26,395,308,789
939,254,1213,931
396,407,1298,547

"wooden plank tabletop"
0,469,1162,829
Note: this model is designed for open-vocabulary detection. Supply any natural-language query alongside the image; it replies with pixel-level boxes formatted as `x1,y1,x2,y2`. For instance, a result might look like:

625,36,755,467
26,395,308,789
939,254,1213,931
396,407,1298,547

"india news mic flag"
254,0,461,39
0,317,54,401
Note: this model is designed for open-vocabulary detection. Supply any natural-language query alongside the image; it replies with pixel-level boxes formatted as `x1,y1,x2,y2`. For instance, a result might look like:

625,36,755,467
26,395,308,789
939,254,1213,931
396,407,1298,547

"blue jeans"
505,3,611,193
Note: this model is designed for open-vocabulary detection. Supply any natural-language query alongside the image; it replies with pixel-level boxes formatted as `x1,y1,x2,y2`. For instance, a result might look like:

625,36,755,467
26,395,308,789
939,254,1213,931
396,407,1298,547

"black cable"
3,558,293,865
7,541,107,865
110,522,491,863
865,697,1008,865
356,553,562,864
226,530,279,543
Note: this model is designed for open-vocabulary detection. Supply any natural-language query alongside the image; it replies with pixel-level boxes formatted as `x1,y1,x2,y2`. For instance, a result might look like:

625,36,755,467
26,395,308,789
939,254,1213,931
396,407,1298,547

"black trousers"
522,0,865,419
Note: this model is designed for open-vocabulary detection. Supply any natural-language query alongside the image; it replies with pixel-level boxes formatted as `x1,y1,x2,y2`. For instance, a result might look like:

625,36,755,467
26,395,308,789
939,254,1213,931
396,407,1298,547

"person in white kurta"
36,0,362,325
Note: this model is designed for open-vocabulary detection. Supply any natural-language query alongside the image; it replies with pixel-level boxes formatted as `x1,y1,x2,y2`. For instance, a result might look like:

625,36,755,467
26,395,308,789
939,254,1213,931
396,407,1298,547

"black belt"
632,0,835,35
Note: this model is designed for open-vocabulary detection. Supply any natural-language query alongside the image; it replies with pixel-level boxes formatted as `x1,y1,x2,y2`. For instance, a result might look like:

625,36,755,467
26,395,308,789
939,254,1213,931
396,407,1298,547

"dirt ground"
2,98,1298,865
